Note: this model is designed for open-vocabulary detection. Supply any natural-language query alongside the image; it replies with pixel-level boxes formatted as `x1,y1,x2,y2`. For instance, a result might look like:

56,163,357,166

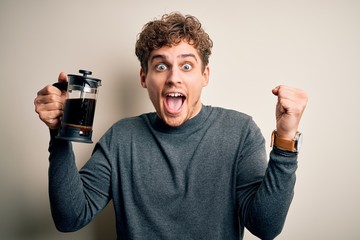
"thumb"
58,72,68,83
53,72,68,91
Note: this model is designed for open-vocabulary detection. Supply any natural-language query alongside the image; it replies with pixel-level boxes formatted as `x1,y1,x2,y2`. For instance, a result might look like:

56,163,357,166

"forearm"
245,149,298,240
48,130,95,232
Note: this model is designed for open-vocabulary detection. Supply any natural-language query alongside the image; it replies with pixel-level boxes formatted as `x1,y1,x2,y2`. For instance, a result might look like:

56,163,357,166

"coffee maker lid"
68,69,101,88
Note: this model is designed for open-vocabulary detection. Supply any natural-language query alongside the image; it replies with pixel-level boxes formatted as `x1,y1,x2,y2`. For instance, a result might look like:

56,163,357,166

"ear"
140,68,147,88
202,65,210,87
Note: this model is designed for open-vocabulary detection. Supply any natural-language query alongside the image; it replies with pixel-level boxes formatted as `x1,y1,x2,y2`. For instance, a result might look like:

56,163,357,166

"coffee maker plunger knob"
79,69,92,77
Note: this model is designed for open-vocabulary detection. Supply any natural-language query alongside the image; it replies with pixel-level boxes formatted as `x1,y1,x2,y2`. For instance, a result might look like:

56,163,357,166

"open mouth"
165,92,186,114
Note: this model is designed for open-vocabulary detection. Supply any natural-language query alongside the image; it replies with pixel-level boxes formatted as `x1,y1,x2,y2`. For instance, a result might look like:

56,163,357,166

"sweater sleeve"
48,129,112,232
236,120,298,240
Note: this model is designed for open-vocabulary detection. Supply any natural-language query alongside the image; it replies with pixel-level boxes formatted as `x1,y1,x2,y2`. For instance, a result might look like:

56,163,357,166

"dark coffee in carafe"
62,98,97,132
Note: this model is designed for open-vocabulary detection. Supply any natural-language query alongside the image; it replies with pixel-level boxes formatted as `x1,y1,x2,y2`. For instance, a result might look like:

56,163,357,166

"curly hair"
135,12,213,74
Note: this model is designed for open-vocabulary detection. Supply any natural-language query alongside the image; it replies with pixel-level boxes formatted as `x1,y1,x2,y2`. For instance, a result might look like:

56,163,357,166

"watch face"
295,132,303,152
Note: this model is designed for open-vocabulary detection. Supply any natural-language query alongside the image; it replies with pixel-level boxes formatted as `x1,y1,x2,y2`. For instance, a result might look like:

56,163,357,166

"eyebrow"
150,53,198,63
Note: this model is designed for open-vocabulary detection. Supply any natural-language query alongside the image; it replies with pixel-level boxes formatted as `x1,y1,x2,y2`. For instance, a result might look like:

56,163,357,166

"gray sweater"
48,105,298,240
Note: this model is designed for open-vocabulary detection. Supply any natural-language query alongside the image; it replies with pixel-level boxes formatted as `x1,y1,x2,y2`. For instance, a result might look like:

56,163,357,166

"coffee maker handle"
53,82,68,91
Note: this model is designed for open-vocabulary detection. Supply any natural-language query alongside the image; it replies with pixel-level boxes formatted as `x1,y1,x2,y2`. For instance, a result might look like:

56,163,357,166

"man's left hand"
272,85,308,140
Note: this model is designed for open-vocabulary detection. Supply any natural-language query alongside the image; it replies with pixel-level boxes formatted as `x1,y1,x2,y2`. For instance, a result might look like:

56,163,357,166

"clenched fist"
34,72,68,129
272,85,308,140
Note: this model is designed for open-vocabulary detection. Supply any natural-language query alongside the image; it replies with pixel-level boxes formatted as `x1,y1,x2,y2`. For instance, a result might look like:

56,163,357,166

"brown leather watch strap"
271,130,296,151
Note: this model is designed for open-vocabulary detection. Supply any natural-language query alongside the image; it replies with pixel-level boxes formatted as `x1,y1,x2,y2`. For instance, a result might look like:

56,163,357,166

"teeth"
167,93,183,97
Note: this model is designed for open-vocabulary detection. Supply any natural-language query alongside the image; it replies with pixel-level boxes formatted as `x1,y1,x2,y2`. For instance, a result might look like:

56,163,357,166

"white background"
1,0,359,239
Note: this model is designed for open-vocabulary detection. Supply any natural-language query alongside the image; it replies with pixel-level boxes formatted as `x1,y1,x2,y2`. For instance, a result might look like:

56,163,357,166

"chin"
164,118,184,127
162,115,187,127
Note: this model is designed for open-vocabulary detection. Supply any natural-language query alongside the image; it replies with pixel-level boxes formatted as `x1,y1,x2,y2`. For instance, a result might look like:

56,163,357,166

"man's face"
140,41,210,127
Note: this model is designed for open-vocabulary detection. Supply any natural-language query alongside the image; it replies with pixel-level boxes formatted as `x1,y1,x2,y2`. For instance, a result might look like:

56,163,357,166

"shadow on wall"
16,204,63,240
116,69,152,118
14,200,117,240
93,202,117,239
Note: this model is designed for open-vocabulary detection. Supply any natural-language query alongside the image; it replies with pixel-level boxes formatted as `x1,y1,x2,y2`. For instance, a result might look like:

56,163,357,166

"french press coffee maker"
53,69,102,143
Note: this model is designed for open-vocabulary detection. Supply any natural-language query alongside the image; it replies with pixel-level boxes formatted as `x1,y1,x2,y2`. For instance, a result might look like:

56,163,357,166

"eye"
155,63,167,71
182,63,192,71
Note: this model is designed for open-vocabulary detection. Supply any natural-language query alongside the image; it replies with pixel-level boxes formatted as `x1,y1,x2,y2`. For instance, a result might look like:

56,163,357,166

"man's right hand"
34,72,68,129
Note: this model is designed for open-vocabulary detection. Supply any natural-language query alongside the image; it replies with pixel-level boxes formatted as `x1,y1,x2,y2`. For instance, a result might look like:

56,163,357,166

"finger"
272,85,294,94
35,97,64,129
273,85,294,98
278,98,294,113
35,98,64,113
272,86,280,96
34,90,65,106
38,109,63,121
37,84,64,98
37,109,63,129
273,86,307,104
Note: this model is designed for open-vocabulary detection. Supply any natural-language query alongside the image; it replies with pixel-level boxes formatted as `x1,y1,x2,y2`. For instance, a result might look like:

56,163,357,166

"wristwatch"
271,130,303,152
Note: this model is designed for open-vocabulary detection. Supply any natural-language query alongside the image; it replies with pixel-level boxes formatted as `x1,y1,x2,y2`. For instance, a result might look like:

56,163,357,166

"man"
34,12,308,239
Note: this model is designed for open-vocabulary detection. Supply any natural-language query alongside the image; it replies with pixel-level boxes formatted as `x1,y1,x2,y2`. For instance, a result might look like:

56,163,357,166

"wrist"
274,129,298,141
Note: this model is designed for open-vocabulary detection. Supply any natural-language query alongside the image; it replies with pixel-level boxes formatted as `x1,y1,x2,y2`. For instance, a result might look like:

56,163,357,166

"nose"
166,67,183,86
